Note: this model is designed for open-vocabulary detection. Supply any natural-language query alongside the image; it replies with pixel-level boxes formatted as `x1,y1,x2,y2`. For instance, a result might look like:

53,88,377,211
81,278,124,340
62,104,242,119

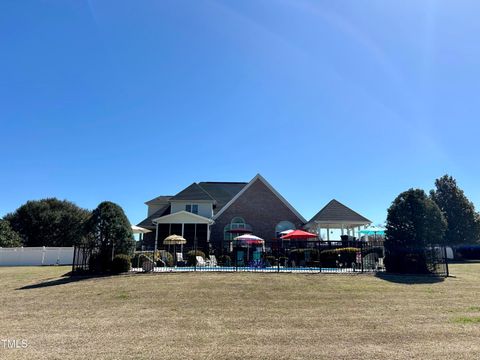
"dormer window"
185,204,199,214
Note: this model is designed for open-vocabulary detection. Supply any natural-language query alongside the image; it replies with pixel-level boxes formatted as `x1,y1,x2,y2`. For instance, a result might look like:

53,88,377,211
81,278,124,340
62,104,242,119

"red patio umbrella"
280,229,318,240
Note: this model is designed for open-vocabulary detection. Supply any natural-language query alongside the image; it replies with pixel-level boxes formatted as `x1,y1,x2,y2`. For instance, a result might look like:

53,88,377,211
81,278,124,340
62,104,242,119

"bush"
111,254,132,273
363,246,384,258
88,252,111,273
320,247,359,267
218,255,231,266
187,250,206,265
289,249,320,266
158,250,174,267
265,256,276,266
384,248,429,274
454,245,480,260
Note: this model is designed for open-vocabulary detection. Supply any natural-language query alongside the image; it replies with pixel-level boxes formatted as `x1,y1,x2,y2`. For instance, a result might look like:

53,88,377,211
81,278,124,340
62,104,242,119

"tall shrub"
84,201,135,258
431,175,480,246
385,189,447,273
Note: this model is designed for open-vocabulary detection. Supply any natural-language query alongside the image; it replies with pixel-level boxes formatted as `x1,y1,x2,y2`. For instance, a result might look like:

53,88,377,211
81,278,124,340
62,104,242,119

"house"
137,174,306,253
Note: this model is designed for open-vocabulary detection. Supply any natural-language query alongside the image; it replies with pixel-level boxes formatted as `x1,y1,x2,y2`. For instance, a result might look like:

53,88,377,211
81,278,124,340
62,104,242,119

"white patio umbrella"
131,225,151,247
163,235,187,263
163,234,187,245
131,225,152,234
233,234,265,262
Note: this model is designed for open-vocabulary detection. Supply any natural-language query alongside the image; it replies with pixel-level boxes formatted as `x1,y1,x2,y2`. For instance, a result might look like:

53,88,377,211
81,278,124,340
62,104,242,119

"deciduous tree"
4,198,90,247
0,220,22,247
430,175,480,245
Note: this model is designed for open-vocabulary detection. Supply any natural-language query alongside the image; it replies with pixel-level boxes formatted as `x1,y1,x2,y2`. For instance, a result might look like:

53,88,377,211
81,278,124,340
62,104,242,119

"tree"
0,220,22,247
4,198,90,247
84,201,134,257
385,189,447,273
430,175,480,246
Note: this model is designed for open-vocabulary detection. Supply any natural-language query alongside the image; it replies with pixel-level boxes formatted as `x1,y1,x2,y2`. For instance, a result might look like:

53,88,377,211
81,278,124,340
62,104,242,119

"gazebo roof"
307,199,371,227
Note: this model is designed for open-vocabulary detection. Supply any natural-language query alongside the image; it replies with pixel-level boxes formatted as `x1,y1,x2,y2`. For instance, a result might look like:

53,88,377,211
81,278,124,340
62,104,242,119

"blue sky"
2,0,480,226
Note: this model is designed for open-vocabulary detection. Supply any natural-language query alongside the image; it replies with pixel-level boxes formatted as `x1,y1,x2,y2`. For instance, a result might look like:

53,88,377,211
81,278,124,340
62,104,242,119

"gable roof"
212,174,307,223
152,210,214,224
137,204,171,228
169,183,214,202
198,182,247,214
308,199,371,225
145,195,173,205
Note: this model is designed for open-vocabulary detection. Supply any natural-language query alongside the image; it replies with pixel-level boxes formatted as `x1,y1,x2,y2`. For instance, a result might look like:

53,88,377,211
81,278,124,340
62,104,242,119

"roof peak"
308,199,371,224
199,181,248,185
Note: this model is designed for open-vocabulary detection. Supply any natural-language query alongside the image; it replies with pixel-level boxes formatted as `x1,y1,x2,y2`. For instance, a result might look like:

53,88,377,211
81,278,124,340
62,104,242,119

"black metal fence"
383,244,449,277
72,244,113,273
127,240,388,274
72,245,93,273
74,239,448,276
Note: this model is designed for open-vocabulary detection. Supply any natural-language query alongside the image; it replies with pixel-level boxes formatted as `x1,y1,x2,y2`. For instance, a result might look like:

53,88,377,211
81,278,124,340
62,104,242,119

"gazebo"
304,199,371,241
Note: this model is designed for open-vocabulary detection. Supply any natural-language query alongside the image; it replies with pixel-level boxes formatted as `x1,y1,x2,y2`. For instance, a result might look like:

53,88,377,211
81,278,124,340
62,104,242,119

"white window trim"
185,203,199,214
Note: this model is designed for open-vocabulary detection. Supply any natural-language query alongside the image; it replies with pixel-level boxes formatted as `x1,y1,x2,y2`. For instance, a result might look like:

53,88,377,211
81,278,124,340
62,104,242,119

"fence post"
360,241,364,273
444,246,449,277
194,237,197,272
235,245,238,272
72,246,76,273
277,246,280,273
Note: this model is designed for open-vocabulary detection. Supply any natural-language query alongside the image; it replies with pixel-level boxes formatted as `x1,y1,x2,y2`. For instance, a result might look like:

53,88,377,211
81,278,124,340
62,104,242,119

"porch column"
181,223,184,238
326,226,330,241
154,222,159,252
341,224,345,236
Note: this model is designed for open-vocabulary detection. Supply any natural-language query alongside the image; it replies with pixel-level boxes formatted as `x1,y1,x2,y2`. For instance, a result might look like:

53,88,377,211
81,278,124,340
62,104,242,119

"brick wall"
210,179,304,249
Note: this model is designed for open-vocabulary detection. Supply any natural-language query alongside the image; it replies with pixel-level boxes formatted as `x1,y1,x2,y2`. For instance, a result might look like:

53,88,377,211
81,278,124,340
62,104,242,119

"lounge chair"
377,257,385,270
176,253,186,266
207,255,217,267
196,256,207,267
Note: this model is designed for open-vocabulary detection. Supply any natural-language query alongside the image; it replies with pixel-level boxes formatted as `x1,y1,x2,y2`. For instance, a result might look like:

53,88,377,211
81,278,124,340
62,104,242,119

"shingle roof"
145,195,173,205
138,181,248,226
137,204,171,228
198,182,247,214
308,199,371,224
169,183,214,201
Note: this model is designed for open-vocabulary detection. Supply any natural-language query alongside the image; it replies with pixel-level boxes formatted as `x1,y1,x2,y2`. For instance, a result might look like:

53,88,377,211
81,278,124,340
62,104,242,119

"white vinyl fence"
0,247,74,266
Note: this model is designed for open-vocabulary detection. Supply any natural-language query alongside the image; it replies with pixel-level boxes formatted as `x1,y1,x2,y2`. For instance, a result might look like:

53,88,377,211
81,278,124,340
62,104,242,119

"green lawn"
1,264,480,359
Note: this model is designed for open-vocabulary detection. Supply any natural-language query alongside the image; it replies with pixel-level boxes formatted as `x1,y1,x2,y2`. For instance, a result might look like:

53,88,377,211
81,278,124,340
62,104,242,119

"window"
275,221,295,237
231,217,245,229
185,204,199,214
223,217,248,242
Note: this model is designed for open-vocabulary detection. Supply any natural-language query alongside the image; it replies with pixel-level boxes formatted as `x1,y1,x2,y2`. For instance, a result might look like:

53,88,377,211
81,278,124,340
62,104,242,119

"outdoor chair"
377,257,385,271
207,255,217,267
196,256,207,267
176,253,186,266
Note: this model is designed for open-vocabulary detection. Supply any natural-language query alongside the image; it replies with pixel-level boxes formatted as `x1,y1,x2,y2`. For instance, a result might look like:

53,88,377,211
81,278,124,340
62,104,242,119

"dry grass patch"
1,264,480,359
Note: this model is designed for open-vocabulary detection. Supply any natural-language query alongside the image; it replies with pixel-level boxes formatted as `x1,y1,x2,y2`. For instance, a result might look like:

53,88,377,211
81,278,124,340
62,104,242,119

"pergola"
304,199,371,241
